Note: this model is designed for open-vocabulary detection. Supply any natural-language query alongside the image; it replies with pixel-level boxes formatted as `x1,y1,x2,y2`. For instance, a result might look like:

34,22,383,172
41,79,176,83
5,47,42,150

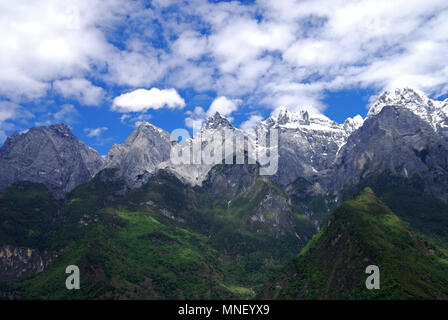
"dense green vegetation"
3,207,230,299
287,177,338,226
0,168,316,299
0,181,60,251
343,171,448,248
260,188,448,299
2,167,448,300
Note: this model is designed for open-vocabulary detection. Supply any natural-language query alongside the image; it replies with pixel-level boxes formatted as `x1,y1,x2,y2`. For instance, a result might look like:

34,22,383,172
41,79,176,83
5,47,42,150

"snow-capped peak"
135,121,166,136
202,112,234,130
277,107,310,126
266,106,343,132
367,87,448,132
367,87,430,117
343,115,364,134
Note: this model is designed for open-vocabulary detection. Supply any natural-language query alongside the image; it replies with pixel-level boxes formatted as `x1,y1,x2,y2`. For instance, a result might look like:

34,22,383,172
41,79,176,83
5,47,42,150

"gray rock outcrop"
256,107,363,187
0,123,104,197
103,121,174,188
323,106,448,202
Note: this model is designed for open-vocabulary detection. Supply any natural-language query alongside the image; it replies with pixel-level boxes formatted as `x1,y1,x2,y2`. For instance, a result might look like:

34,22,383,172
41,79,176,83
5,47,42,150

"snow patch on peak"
367,87,429,118
367,87,448,134
203,111,234,130
267,106,340,132
344,115,364,134
134,121,167,136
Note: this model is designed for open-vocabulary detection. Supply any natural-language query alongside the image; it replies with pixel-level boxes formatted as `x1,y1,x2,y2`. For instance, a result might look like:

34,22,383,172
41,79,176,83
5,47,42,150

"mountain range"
1,87,448,299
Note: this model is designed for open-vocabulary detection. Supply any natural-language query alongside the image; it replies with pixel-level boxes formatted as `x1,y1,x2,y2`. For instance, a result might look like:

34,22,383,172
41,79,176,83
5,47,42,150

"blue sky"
0,0,448,154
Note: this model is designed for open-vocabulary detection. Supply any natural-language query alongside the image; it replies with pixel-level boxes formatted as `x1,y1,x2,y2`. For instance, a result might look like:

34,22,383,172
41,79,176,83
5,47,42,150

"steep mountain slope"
159,112,254,186
199,163,316,238
103,122,173,188
0,124,104,196
0,182,60,284
285,88,448,228
257,107,363,187
125,165,317,291
0,168,128,287
1,87,448,300
0,162,317,299
341,171,448,249
324,106,448,202
0,170,233,299
368,87,448,140
260,188,448,299
2,207,230,300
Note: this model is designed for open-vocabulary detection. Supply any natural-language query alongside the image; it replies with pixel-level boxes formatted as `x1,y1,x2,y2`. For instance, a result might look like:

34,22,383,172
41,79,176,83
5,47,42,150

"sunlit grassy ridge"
343,171,448,248
260,188,448,299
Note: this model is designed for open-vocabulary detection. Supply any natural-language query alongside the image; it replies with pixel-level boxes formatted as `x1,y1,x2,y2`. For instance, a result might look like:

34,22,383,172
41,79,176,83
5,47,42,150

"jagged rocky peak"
367,87,448,135
103,120,173,188
260,106,364,140
324,106,448,202
267,106,360,133
158,112,248,187
343,115,364,134
369,87,429,113
256,106,363,187
202,112,234,130
130,121,172,142
0,123,104,196
275,106,312,127
367,87,429,119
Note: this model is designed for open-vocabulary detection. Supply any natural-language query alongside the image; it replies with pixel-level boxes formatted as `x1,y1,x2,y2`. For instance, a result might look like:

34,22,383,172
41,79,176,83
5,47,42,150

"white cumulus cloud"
184,96,242,129
84,126,108,138
206,96,241,118
240,114,263,132
53,78,105,106
185,106,207,129
112,88,186,113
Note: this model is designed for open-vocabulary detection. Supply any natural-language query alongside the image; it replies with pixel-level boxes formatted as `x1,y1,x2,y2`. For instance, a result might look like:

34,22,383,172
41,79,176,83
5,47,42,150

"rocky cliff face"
256,107,363,187
1,88,446,204
103,122,174,188
323,106,448,202
249,186,296,236
159,112,254,186
0,244,68,285
201,162,259,201
368,87,448,140
200,161,305,237
0,245,44,284
0,124,104,197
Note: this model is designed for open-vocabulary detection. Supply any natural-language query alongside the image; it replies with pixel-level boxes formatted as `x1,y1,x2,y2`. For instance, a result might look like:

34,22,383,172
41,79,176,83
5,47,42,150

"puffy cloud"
105,49,168,88
171,31,208,60
2,0,448,125
84,126,108,138
184,96,241,129
206,96,241,118
189,0,448,109
185,106,207,129
0,101,19,123
112,88,186,113
240,114,263,132
0,101,23,142
53,78,105,106
53,104,79,124
0,0,131,101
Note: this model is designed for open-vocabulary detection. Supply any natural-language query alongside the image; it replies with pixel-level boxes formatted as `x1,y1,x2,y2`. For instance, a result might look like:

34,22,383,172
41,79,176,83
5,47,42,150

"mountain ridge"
0,123,104,197
260,187,448,299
